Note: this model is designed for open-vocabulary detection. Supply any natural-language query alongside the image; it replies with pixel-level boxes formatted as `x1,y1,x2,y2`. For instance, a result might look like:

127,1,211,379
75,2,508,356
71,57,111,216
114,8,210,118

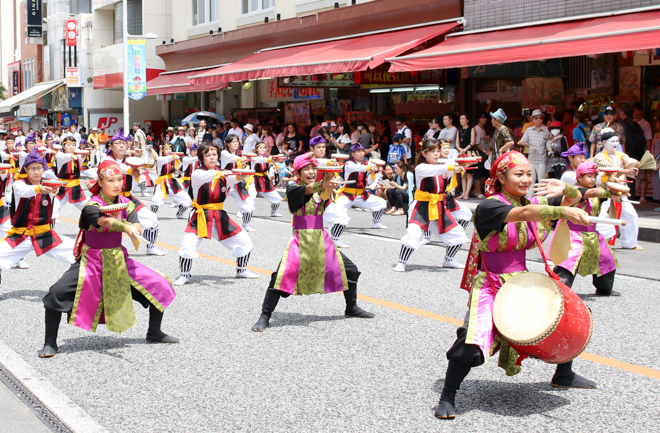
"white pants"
323,201,350,226
401,202,471,250
597,198,639,248
334,194,387,221
253,189,282,205
90,148,101,167
178,228,253,260
528,163,547,197
0,218,12,239
137,206,158,229
52,193,90,219
0,236,76,270
152,183,193,207
136,172,158,189
228,184,256,213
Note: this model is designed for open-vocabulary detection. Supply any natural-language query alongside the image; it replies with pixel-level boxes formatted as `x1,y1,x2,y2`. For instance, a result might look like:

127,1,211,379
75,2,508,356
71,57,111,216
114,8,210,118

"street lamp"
122,0,157,133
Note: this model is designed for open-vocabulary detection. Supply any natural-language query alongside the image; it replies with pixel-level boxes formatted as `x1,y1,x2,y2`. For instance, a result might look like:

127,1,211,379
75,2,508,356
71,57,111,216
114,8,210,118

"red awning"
146,70,229,96
191,22,459,85
388,10,660,72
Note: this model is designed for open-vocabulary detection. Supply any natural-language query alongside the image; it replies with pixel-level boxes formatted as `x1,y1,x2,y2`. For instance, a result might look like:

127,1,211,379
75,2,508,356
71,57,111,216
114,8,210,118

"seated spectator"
385,160,414,216
372,164,394,203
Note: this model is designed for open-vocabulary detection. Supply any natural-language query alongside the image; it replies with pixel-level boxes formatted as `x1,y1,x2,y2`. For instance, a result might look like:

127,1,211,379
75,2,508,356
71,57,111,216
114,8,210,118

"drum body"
493,272,592,364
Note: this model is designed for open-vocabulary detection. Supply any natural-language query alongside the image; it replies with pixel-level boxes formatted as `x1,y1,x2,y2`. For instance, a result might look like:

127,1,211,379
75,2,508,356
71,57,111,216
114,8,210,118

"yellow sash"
155,174,173,199
414,190,444,221
58,178,81,188
335,187,364,201
179,176,190,182
119,191,132,197
2,223,51,242
191,200,224,238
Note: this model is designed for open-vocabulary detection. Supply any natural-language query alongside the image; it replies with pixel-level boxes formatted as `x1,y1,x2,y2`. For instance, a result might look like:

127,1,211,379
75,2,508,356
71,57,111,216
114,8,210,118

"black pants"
386,188,409,209
43,260,153,313
554,266,616,295
446,315,485,367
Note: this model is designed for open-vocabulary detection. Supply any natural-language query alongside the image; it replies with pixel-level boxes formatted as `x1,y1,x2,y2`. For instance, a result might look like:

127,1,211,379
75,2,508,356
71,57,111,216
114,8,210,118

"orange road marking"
56,216,660,380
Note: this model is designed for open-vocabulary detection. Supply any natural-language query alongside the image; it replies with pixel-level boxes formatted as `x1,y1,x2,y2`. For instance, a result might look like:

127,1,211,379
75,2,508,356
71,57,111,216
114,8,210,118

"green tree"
0,82,7,100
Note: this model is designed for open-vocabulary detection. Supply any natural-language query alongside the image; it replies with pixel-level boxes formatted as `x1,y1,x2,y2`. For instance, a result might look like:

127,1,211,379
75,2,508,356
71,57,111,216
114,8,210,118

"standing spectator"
310,115,324,137
366,122,380,158
228,119,244,140
262,125,276,155
589,106,625,156
349,122,360,143
562,108,575,146
490,108,515,155
426,117,442,139
633,102,653,202
394,116,413,162
216,123,227,142
185,128,197,152
518,109,551,190
620,105,648,199
97,127,109,153
79,126,88,142
387,133,407,166
196,120,207,144
69,125,81,143
572,111,591,154
358,124,373,157
546,120,569,179
132,122,148,157
651,117,660,209
328,122,352,154
328,122,338,139
456,114,476,200
242,124,260,154
379,120,392,160
88,127,100,167
472,112,490,198
283,123,304,153
211,129,224,150
438,113,458,149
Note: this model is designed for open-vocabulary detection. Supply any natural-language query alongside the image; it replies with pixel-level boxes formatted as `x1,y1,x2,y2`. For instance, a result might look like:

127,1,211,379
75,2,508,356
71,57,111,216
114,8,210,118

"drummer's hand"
39,185,53,194
222,170,232,178
611,194,622,203
329,160,340,167
323,177,339,190
454,165,466,175
236,174,245,181
124,224,140,240
368,165,378,173
131,169,140,178
323,172,335,181
0,170,6,175
458,149,466,156
71,155,79,161
533,178,565,198
564,207,591,226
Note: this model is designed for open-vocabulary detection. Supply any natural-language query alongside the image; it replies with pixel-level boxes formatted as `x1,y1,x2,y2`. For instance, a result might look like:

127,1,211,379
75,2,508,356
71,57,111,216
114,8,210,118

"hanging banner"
356,63,447,86
127,39,147,100
284,102,311,126
26,0,43,38
268,81,323,102
277,74,358,88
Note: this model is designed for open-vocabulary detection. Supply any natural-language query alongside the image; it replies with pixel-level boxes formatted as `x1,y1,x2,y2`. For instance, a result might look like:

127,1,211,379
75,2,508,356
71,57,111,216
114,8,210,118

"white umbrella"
181,111,226,125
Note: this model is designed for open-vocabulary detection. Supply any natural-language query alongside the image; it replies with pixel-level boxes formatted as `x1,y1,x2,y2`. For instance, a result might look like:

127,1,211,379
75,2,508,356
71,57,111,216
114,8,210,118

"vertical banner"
127,39,147,100
26,0,42,37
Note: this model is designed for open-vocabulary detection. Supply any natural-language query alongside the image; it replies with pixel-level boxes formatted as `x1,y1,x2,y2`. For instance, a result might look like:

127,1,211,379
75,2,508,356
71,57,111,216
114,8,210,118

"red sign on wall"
65,20,77,46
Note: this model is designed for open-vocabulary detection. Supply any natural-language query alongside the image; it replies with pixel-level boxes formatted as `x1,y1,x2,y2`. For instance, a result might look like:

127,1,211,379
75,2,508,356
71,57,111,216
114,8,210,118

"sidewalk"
0,371,52,433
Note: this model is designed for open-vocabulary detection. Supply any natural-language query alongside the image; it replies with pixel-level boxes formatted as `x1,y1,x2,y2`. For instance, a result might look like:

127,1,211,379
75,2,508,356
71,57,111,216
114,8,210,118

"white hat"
244,123,254,132
330,122,337,127
531,109,544,117
92,127,99,131
321,122,328,127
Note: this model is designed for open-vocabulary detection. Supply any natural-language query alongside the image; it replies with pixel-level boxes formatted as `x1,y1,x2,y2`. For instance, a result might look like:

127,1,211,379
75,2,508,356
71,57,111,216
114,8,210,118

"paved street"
0,194,659,432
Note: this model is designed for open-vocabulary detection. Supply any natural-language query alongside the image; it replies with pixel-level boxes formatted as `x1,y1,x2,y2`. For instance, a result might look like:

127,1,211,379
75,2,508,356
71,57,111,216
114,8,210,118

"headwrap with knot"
89,159,123,195
293,152,318,173
110,128,130,144
309,135,326,147
484,151,529,197
561,141,587,158
350,143,365,153
576,161,598,178
23,148,45,169
24,132,37,143
190,143,199,151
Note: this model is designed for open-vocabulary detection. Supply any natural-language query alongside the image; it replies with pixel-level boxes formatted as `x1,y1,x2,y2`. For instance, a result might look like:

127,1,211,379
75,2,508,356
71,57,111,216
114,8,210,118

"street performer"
221,134,256,232
593,128,642,250
179,143,200,191
174,141,258,285
0,149,76,289
51,135,90,219
38,158,178,358
251,141,282,217
328,143,388,248
251,153,374,332
395,138,472,271
434,151,595,420
151,141,192,218
552,161,620,296
101,128,166,256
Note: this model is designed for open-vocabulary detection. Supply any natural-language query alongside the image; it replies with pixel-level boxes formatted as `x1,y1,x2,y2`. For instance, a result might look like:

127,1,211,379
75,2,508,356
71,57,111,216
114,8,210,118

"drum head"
606,182,630,194
99,203,129,213
369,158,385,166
0,163,12,169
493,273,564,345
125,157,145,167
331,153,350,160
74,149,89,155
317,166,343,173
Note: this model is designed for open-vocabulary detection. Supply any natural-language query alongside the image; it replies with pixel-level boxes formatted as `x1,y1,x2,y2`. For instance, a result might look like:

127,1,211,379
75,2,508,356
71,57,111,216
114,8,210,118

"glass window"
191,0,218,26
241,0,273,15
113,0,143,43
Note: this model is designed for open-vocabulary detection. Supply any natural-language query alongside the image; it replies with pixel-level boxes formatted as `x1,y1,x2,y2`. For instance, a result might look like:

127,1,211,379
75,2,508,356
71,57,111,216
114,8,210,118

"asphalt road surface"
0,194,658,432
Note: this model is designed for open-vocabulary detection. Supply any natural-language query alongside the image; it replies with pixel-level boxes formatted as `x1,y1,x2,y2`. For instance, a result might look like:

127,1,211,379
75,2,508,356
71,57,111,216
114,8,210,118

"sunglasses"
533,116,544,120
395,123,402,127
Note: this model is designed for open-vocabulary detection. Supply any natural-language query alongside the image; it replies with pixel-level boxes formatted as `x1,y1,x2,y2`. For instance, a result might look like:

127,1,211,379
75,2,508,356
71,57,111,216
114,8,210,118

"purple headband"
350,143,365,153
561,142,587,158
309,135,326,147
23,148,45,168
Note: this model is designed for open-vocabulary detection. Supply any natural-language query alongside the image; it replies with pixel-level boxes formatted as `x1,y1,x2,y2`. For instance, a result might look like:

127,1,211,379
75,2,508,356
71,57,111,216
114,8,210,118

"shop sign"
467,59,569,79
127,39,147,100
18,103,37,117
66,67,80,86
284,102,311,126
90,112,123,136
356,64,447,86
65,20,77,47
406,94,440,104
619,66,641,100
26,0,42,37
268,81,324,101
346,111,373,124
11,70,20,96
276,74,357,88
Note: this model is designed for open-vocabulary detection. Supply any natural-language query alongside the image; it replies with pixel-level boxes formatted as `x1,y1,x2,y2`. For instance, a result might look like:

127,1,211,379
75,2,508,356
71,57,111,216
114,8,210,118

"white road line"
0,341,108,433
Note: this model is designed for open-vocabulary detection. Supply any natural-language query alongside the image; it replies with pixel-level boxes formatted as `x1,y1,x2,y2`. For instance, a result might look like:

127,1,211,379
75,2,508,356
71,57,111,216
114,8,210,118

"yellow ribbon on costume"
210,171,225,191
156,174,173,199
334,187,365,202
446,174,458,193
414,190,444,221
0,198,3,206
179,176,190,182
58,178,81,188
2,223,51,242
16,173,28,179
119,191,132,197
244,175,256,188
191,199,224,238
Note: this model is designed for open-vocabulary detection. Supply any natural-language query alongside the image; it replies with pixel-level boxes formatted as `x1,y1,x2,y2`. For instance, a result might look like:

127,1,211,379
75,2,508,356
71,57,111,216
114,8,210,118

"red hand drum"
493,272,592,364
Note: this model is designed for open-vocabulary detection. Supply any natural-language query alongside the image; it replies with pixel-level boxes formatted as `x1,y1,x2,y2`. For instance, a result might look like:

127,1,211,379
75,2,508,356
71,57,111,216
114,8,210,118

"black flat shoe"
595,290,621,296
551,372,596,388
37,343,58,358
252,314,271,332
434,400,456,419
146,333,180,344
344,306,375,318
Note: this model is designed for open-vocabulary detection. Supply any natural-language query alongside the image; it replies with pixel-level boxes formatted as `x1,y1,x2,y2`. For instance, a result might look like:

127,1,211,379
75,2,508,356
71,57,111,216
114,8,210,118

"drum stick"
627,200,641,205
337,180,356,185
587,216,626,226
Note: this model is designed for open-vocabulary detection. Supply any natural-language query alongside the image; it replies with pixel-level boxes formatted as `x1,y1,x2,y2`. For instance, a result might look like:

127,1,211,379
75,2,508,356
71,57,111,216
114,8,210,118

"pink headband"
293,152,318,172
